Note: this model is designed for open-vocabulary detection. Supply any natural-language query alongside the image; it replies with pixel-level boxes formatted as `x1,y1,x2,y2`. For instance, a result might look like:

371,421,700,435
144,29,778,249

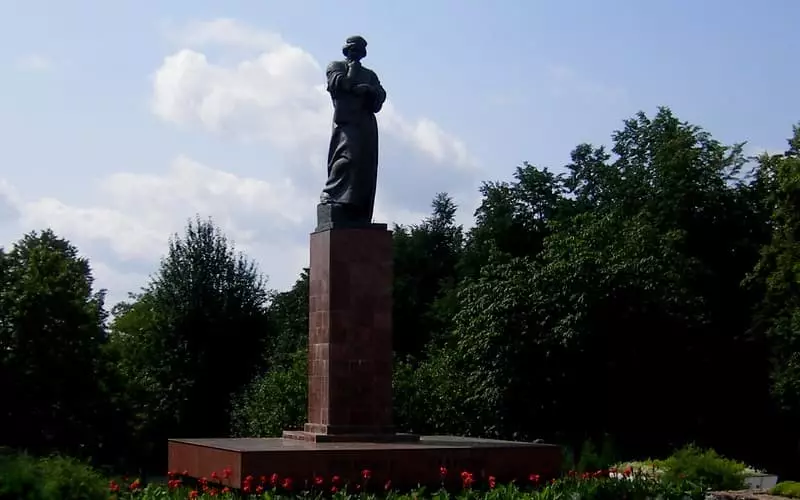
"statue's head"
342,35,367,62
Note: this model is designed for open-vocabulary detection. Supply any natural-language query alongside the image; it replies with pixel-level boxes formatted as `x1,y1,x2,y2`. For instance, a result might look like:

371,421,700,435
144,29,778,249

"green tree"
230,351,307,437
747,125,800,472
443,108,768,458
266,268,309,367
0,230,110,459
392,192,464,355
109,216,270,465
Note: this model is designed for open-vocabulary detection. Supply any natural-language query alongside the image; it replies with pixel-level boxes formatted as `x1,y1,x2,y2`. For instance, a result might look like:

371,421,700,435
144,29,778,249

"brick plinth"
286,225,397,440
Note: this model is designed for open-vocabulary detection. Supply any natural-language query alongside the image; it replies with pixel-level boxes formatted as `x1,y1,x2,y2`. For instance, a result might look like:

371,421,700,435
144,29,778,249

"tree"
392,193,464,355
0,230,110,459
229,351,307,437
442,108,769,460
109,216,270,464
266,269,309,367
747,125,800,473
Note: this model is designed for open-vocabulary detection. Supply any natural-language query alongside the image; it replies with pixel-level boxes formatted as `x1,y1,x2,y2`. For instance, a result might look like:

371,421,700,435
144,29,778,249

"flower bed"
106,466,707,499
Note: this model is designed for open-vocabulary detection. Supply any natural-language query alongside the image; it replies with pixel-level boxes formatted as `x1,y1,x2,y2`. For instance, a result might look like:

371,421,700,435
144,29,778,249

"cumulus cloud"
150,19,478,194
1,19,481,308
2,156,317,300
0,153,434,307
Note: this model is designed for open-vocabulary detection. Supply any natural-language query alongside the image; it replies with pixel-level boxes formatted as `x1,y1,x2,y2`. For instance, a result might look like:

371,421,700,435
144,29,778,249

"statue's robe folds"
322,60,387,223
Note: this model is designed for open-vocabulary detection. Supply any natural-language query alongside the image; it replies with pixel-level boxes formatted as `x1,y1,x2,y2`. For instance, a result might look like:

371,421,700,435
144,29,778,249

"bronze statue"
318,35,387,229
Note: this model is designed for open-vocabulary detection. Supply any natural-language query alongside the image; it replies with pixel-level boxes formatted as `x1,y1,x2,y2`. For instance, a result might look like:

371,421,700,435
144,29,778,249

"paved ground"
709,490,790,500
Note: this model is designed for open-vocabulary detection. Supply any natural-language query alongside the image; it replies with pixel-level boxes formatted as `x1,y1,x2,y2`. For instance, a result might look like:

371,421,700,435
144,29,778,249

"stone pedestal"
167,219,564,487
282,224,415,443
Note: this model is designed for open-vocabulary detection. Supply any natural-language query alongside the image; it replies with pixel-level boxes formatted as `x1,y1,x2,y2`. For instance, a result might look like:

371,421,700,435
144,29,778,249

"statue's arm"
326,61,350,93
371,73,387,113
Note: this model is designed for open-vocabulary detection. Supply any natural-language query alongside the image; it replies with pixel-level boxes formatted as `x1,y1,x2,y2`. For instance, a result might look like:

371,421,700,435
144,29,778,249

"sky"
0,0,798,308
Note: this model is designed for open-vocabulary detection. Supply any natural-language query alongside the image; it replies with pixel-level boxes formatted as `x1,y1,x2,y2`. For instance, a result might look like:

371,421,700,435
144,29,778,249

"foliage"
392,350,476,436
658,444,748,492
749,125,800,419
773,481,800,498
266,270,309,368
0,453,108,500
392,193,464,355
230,351,307,437
576,437,619,473
0,230,115,461
108,216,271,466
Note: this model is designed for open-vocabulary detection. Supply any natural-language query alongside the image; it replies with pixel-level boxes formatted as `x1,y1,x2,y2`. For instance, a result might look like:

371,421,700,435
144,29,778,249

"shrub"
576,436,618,473
0,453,107,500
773,481,800,498
658,444,747,491
230,350,307,437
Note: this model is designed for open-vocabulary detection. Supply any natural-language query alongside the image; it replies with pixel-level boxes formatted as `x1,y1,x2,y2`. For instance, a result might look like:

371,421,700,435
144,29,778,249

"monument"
167,35,562,489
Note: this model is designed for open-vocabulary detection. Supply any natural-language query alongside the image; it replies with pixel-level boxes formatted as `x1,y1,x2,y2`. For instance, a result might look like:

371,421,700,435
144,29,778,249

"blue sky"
0,0,798,306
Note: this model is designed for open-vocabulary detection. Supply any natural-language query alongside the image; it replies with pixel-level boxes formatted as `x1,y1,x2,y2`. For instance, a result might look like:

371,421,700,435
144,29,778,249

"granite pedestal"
167,223,563,489
168,436,563,490
282,224,408,443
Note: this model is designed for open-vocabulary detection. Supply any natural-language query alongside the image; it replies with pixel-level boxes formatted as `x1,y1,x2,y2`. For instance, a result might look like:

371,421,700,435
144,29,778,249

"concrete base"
168,436,563,490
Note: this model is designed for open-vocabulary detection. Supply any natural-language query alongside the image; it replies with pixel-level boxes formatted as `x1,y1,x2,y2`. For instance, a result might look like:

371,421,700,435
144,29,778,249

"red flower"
256,485,264,494
282,477,293,490
385,480,392,491
129,479,141,491
488,476,497,489
188,491,198,499
439,466,448,478
529,474,540,484
168,470,177,479
222,487,231,494
209,487,218,496
108,480,120,493
244,475,254,484
243,485,251,493
270,473,279,486
362,469,372,480
332,475,341,485
461,471,474,488
314,476,324,487
211,471,218,480
331,486,338,493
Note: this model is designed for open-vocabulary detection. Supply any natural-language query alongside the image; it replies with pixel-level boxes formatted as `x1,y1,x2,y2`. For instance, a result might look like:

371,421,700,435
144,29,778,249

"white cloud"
151,19,477,171
1,155,319,303
16,54,56,72
1,19,482,309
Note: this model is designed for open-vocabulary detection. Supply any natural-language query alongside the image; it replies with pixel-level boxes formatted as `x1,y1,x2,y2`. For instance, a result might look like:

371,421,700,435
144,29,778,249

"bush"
576,436,618,473
0,453,107,500
230,350,307,437
773,481,800,498
658,444,747,491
